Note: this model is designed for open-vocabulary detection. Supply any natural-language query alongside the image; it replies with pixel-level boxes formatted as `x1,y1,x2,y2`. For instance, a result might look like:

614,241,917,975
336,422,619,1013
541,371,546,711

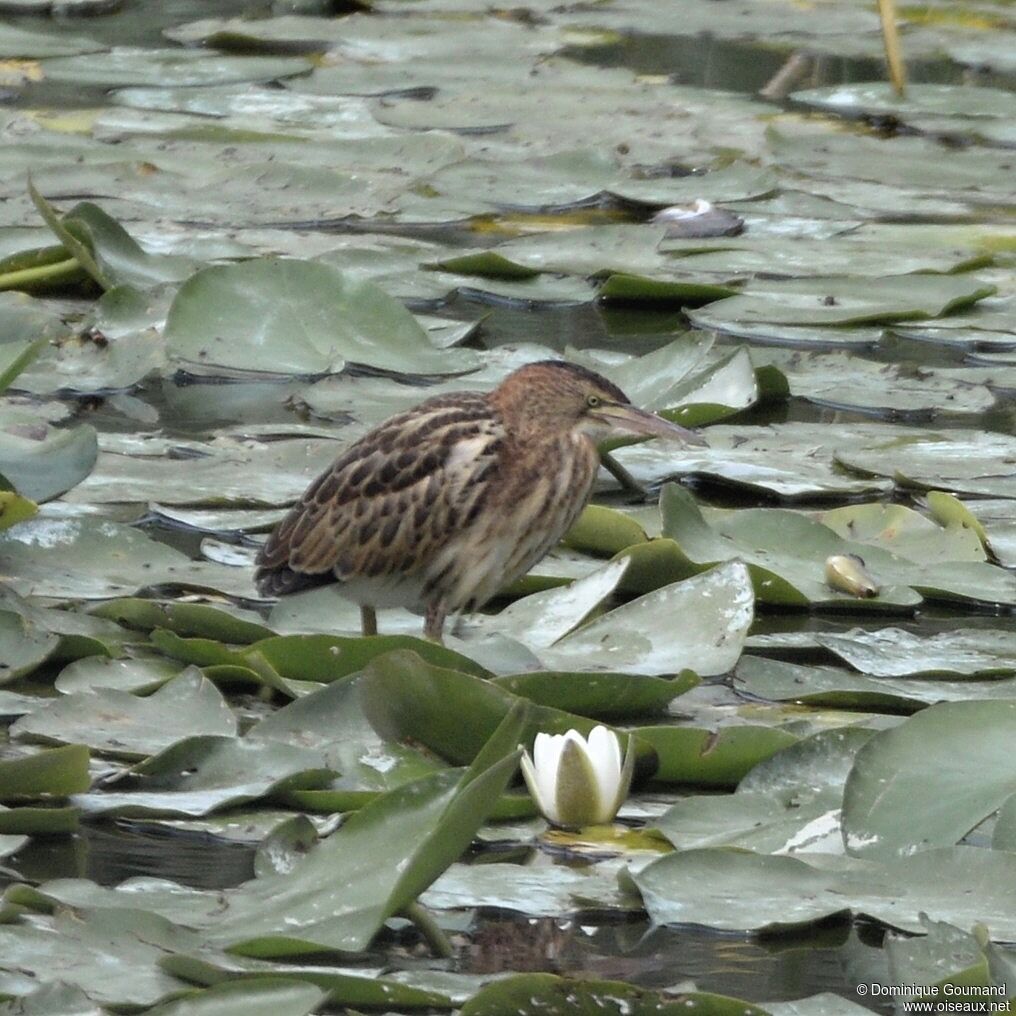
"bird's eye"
586,394,601,409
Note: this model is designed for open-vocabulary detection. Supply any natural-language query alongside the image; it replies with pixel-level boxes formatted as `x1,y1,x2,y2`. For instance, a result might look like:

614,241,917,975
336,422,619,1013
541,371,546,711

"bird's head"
493,360,706,445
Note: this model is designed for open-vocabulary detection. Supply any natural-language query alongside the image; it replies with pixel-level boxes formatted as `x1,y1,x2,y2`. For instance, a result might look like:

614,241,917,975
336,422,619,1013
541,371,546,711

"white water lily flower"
520,725,635,828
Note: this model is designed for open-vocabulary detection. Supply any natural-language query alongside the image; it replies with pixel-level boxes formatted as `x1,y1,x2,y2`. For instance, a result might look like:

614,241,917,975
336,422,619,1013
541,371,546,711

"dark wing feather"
255,392,503,597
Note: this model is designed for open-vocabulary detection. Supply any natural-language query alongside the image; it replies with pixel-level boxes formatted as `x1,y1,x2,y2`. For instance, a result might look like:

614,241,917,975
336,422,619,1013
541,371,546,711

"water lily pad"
12,668,238,759
660,485,1016,609
539,561,754,676
0,743,90,800
40,48,313,87
813,628,1016,678
791,82,1016,121
249,673,443,792
0,517,256,600
688,274,995,329
0,421,97,502
0,908,199,1008
164,258,477,376
736,656,1016,711
0,607,59,682
459,973,769,1016
54,654,182,695
835,431,1016,499
625,846,1016,939
142,979,328,1016
842,700,1016,860
71,736,335,817
0,24,106,58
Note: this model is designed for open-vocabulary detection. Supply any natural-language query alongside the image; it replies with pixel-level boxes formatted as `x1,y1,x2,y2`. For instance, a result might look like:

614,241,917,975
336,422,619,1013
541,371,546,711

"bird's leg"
600,450,648,500
424,602,447,644
360,605,378,637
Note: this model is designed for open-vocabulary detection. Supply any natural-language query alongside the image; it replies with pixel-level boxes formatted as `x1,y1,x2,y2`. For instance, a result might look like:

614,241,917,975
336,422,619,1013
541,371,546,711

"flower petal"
554,736,603,827
520,748,558,823
586,725,622,816
532,732,563,816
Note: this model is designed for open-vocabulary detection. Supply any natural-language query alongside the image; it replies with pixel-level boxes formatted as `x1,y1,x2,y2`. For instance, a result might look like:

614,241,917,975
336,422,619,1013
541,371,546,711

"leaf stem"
403,901,454,959
600,451,648,499
0,258,82,293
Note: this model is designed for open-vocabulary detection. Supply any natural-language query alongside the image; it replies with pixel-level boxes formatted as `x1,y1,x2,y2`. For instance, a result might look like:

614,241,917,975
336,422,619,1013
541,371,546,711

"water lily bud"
520,726,635,829
825,553,879,598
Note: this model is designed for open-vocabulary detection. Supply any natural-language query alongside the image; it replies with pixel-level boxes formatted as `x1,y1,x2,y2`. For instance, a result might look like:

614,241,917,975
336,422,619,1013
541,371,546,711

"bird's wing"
255,394,504,592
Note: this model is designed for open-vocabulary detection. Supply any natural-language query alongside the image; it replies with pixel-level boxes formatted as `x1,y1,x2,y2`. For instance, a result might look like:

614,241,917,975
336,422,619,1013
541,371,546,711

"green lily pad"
491,670,698,720
539,561,754,676
164,258,477,377
791,82,1016,121
0,608,59,683
248,673,444,792
736,656,1016,711
813,628,1016,678
459,973,769,1016
0,422,97,502
71,736,335,817
12,668,238,759
0,908,199,1008
625,845,1016,938
842,700,1016,860
158,952,450,1011
0,24,106,58
655,726,875,851
660,485,1016,608
142,979,328,1016
835,431,1016,500
40,48,313,87
688,274,995,329
0,743,90,800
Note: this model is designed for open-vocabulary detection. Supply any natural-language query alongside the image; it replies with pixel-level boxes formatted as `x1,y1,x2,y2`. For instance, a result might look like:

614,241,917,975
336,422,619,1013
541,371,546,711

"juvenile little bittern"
255,360,702,642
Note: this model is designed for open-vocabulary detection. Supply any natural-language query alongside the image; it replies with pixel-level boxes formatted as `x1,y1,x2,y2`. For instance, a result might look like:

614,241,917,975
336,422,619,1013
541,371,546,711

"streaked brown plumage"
255,360,702,642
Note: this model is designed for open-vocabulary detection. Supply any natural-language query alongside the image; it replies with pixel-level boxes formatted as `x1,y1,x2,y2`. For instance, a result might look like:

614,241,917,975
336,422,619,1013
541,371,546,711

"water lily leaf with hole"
812,628,1016,679
0,743,90,800
835,431,1016,500
55,655,183,695
687,274,995,329
164,258,477,376
71,736,335,818
248,673,444,793
142,979,328,1016
624,846,1016,939
538,561,754,676
12,669,238,759
459,973,769,1016
736,656,1016,712
842,700,1016,860
0,421,97,502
